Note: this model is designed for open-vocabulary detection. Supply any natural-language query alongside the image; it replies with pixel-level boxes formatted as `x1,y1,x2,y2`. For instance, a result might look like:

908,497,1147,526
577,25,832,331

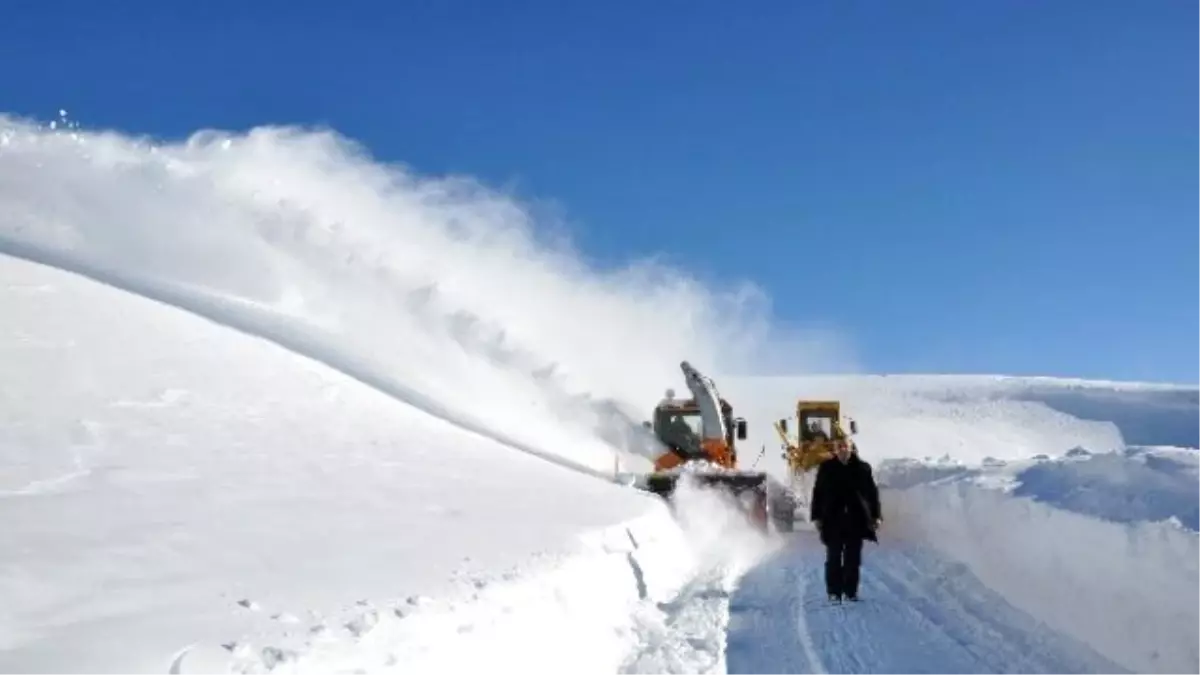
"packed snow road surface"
725,531,1123,674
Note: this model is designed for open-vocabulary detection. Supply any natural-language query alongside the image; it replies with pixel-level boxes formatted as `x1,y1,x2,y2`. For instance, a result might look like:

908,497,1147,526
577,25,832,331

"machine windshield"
800,412,835,440
654,408,704,454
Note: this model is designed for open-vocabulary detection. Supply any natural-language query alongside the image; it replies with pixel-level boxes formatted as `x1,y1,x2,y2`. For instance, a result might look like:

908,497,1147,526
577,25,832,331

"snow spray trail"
0,113,857,475
725,532,1124,674
0,236,616,482
619,478,783,674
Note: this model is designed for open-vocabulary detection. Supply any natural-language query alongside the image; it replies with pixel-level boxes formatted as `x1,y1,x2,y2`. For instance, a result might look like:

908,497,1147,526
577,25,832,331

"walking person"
809,441,881,602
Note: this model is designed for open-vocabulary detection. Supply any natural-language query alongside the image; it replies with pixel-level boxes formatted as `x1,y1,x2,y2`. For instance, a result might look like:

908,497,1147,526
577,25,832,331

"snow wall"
175,483,777,675
885,482,1199,674
172,507,686,673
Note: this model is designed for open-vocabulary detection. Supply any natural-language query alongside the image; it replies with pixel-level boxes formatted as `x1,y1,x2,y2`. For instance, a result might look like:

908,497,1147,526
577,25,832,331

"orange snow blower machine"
634,361,781,532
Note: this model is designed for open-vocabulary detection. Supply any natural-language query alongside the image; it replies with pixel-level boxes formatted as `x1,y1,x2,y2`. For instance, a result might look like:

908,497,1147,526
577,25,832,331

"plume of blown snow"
0,113,857,473
668,476,779,577
620,478,779,675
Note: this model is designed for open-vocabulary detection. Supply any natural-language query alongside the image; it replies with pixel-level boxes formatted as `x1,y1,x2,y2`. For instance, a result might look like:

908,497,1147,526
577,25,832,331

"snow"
0,253,789,674
719,374,1194,474
1009,445,1197,529
1,114,1197,673
727,535,1123,673
886,481,1198,674
0,254,664,672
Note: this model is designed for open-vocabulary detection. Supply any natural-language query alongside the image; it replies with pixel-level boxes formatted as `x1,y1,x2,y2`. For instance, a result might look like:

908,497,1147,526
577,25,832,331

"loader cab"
779,401,858,442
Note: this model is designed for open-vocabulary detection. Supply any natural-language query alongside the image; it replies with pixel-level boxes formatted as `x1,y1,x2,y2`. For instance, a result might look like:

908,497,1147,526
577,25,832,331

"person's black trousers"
824,536,863,598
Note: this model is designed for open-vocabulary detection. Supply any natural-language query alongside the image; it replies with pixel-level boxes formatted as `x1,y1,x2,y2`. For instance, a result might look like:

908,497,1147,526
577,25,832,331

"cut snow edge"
170,503,753,675
885,481,1199,674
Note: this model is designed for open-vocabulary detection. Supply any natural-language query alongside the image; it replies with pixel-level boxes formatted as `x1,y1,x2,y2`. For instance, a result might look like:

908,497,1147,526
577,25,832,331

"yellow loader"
771,400,861,529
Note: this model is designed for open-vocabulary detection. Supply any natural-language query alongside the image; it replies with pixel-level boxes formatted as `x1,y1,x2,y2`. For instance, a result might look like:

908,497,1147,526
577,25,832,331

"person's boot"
845,557,861,602
828,592,842,603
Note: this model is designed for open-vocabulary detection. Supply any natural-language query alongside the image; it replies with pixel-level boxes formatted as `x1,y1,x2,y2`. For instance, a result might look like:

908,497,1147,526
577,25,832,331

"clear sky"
2,0,1195,382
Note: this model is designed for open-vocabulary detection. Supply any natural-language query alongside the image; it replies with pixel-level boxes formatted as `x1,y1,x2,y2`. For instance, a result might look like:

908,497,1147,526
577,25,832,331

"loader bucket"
642,470,767,497
641,470,770,531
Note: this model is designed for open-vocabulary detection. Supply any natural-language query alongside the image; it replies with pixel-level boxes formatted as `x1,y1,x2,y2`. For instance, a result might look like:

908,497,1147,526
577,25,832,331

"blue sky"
3,0,1195,382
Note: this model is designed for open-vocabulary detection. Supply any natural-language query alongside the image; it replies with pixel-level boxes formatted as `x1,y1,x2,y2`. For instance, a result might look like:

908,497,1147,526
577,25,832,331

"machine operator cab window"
800,414,833,442
652,408,703,457
647,388,746,460
667,414,700,443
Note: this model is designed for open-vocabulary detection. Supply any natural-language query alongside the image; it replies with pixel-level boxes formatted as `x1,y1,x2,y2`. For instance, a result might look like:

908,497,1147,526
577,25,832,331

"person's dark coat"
809,453,881,544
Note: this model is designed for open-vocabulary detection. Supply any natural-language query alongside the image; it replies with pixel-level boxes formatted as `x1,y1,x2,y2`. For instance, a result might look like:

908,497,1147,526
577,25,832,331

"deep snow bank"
878,445,1199,532
268,480,778,675
0,254,679,672
1010,445,1199,530
1010,383,1198,448
884,481,1199,674
0,253,779,674
182,474,780,674
173,510,692,674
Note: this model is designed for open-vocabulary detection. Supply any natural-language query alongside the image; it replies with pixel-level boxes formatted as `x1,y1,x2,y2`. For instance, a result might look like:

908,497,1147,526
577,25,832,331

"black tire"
770,496,797,533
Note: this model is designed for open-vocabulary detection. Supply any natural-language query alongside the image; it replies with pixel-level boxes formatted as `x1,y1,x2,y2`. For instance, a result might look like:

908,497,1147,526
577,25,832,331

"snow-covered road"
725,531,1123,674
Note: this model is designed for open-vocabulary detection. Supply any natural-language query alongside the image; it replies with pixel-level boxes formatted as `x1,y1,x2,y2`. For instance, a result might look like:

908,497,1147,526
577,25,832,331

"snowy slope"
0,114,786,673
2,114,1197,674
0,254,662,671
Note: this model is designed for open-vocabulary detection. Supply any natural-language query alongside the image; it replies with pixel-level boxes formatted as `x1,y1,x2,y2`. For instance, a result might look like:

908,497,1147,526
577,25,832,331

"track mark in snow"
726,532,1125,674
792,559,828,675
167,644,192,675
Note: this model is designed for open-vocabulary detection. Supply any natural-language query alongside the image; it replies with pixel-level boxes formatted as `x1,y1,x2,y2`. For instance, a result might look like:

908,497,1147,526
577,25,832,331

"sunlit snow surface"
1,115,1195,673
